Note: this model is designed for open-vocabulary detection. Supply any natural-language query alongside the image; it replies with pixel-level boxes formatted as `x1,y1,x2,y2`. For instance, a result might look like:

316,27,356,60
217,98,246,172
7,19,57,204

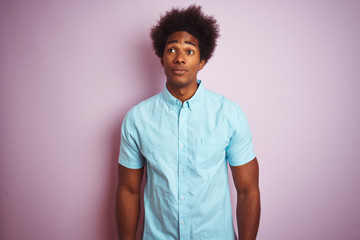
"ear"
161,58,164,67
198,59,206,70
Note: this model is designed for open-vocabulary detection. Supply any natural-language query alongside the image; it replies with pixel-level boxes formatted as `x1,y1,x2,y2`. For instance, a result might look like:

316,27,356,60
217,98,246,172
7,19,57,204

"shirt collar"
162,80,205,111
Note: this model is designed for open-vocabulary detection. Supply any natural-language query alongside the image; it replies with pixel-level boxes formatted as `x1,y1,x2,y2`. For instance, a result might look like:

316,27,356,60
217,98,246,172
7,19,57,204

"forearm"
236,189,260,240
116,187,141,240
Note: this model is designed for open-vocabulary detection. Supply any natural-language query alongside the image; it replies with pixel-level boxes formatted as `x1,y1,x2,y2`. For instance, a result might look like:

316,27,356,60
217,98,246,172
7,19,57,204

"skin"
161,31,205,102
231,158,261,240
116,31,260,240
116,165,144,240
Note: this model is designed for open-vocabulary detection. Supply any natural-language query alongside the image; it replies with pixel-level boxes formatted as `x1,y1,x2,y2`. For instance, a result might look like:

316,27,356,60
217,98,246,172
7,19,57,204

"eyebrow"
166,40,197,48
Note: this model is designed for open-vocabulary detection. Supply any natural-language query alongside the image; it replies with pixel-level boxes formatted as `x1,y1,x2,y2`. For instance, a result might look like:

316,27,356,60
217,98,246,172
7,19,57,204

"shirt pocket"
196,137,228,169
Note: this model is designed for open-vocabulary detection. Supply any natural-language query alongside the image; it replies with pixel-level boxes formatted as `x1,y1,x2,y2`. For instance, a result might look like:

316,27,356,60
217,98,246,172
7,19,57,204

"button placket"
178,106,188,239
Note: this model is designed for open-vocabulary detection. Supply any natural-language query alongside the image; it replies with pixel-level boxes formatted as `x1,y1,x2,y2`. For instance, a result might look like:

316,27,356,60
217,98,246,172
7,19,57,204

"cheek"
190,62,201,71
163,58,172,68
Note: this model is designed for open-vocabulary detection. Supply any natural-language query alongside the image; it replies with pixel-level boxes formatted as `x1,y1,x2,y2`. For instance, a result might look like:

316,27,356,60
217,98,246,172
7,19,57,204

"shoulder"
122,93,162,126
204,89,245,115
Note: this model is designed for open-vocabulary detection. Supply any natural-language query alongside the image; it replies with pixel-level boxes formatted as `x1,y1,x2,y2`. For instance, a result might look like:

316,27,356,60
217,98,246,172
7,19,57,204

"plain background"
1,0,359,239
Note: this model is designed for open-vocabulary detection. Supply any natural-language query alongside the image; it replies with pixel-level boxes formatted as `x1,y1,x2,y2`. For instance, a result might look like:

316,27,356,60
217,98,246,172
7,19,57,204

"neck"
166,80,198,103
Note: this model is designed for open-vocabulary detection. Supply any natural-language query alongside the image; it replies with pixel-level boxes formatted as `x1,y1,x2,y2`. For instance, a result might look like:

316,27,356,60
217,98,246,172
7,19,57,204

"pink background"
1,0,359,239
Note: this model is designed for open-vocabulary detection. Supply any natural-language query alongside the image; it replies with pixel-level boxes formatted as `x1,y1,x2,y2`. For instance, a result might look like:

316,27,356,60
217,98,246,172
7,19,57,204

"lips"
171,68,188,75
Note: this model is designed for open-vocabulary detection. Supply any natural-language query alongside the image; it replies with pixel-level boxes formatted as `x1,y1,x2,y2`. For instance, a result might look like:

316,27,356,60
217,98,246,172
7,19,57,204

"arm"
230,157,260,240
116,164,144,240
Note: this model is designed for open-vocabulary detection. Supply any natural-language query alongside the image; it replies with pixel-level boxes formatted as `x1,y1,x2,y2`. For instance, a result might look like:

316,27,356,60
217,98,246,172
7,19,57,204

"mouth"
171,68,188,75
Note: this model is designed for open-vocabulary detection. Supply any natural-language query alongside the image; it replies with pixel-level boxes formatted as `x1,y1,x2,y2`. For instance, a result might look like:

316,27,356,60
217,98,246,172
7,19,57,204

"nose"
174,52,185,64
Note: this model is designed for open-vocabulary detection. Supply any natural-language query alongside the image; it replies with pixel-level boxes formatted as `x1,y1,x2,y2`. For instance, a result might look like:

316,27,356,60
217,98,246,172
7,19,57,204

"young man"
116,5,260,240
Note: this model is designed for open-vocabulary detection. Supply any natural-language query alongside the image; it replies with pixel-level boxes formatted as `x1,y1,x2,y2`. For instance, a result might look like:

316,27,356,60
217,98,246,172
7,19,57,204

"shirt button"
180,143,184,148
180,195,185,199
180,119,185,122
180,169,184,173
180,221,184,225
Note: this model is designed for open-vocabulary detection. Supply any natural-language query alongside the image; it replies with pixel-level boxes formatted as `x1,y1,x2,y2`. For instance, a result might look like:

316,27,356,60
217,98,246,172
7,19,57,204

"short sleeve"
226,104,256,166
118,111,145,169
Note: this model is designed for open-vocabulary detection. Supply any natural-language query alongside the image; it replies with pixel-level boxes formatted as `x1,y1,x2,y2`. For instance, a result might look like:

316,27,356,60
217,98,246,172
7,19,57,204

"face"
161,31,205,89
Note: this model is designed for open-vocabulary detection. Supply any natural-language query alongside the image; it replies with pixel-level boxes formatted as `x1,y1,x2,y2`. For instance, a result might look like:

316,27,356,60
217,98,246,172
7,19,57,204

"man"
116,5,260,240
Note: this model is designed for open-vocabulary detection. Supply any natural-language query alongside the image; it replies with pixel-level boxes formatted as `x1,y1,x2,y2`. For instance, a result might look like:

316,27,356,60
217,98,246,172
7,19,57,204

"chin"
170,80,191,88
168,76,195,87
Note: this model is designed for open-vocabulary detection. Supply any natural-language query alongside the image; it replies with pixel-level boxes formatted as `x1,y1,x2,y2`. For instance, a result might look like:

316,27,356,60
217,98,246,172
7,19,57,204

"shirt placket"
178,101,189,240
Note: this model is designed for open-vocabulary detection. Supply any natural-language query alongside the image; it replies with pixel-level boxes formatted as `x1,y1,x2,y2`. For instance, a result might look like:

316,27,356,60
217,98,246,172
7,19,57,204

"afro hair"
150,5,220,63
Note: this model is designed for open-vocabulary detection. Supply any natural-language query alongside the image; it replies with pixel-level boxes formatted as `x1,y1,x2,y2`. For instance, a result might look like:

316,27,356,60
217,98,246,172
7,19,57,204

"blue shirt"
119,80,256,240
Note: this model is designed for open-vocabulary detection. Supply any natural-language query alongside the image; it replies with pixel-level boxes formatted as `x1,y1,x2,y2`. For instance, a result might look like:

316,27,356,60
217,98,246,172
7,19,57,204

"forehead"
166,31,199,47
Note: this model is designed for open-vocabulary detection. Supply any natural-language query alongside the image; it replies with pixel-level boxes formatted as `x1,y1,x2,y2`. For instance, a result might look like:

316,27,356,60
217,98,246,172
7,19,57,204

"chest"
137,107,231,169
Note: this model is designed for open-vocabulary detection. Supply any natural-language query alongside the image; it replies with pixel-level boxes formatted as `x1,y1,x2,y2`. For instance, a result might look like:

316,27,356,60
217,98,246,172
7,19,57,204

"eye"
187,50,195,55
168,48,176,53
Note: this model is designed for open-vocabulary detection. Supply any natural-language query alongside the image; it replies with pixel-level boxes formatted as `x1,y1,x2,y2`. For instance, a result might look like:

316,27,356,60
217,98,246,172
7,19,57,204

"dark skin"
161,31,205,102
116,165,144,240
231,158,261,240
116,31,260,240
